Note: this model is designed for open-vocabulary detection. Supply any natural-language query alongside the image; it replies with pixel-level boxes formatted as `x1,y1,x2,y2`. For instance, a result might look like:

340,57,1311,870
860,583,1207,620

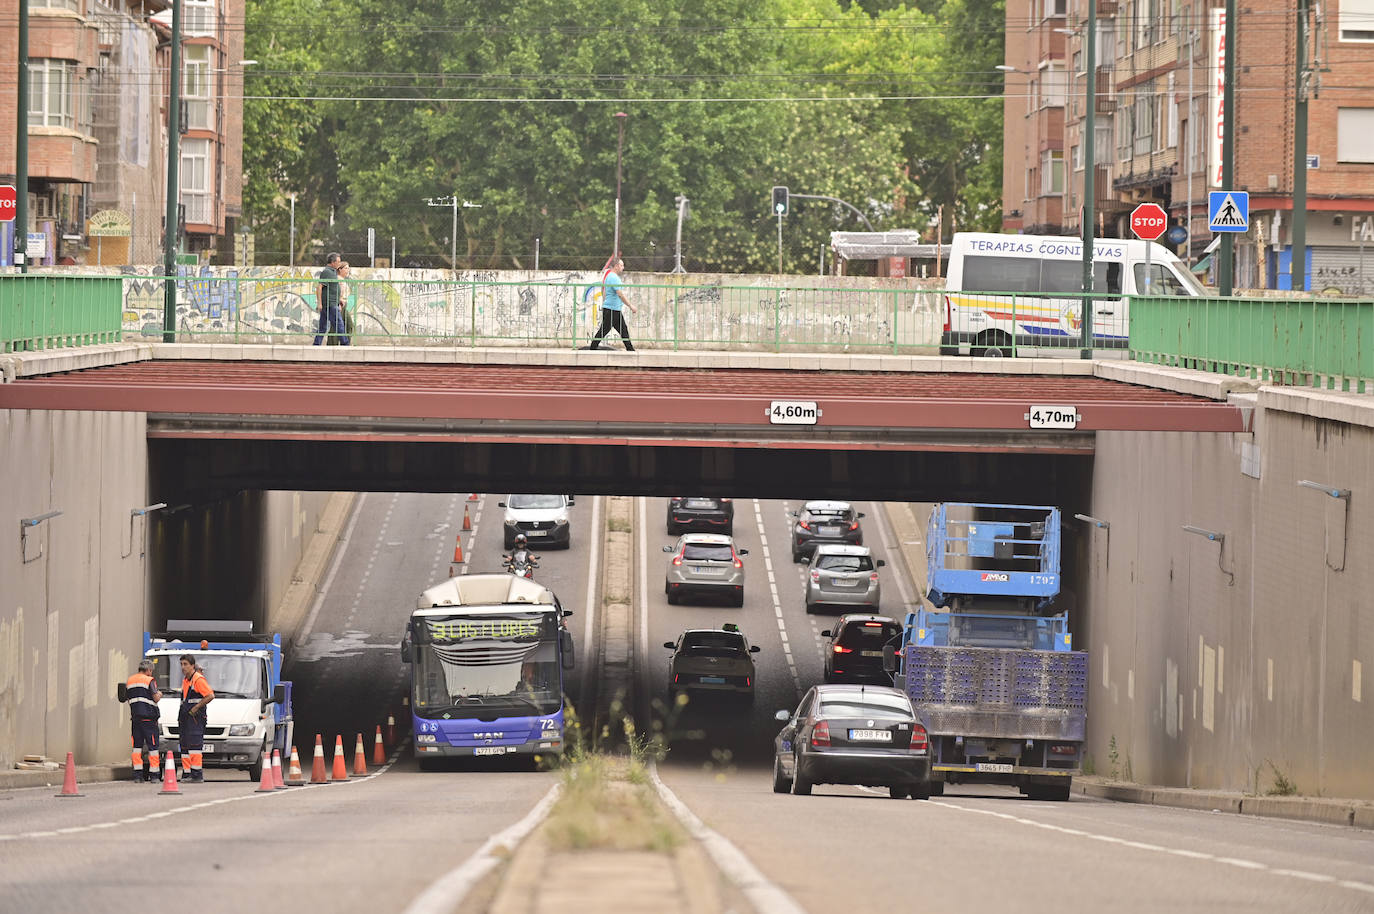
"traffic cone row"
286,746,305,786
158,755,181,795
452,535,465,564
310,734,328,784
331,735,349,781
467,492,480,502
255,752,277,793
373,726,386,766
352,733,368,777
462,504,472,531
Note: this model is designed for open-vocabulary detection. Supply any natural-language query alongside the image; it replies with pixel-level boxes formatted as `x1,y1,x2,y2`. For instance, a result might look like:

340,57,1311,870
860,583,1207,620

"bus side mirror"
117,683,128,703
882,644,897,673
400,638,412,663
561,630,575,670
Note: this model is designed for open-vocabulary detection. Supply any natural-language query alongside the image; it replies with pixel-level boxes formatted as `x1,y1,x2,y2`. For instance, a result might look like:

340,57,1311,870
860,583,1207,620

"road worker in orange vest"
121,659,163,782
178,655,215,783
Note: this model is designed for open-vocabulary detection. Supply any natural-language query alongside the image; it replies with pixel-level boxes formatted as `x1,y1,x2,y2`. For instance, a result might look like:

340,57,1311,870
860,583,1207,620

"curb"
1076,779,1374,829
276,491,357,651
0,764,130,791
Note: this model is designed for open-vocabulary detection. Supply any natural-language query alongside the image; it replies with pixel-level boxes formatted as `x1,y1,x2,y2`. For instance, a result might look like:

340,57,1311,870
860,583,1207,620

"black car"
822,615,902,684
773,685,931,799
790,500,864,562
667,497,735,535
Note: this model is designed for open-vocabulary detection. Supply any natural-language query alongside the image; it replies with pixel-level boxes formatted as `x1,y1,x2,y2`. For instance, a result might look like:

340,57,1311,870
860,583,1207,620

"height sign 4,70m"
0,185,17,223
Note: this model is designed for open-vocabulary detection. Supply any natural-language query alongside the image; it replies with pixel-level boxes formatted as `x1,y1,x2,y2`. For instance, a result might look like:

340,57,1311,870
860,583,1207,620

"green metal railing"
1129,294,1374,394
0,274,124,353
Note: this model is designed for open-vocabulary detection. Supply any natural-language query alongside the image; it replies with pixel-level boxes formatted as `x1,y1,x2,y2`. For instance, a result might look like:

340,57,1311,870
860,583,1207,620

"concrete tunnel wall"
1087,395,1374,800
0,405,331,769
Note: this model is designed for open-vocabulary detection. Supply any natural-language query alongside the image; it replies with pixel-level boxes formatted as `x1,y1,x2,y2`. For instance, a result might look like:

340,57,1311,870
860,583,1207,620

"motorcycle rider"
505,533,539,576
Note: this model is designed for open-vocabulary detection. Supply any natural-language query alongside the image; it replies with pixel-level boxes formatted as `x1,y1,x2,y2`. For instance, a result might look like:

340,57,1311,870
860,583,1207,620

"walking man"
588,257,638,351
121,660,162,783
177,655,214,782
313,252,348,345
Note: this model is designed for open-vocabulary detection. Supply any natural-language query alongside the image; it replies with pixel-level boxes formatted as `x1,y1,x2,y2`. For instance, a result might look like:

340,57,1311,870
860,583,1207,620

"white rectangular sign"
767,400,820,425
1209,7,1227,188
1026,405,1081,430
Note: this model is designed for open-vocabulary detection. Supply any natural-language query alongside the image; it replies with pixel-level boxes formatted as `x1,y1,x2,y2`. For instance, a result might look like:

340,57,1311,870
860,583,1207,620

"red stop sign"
0,185,16,223
1130,202,1168,241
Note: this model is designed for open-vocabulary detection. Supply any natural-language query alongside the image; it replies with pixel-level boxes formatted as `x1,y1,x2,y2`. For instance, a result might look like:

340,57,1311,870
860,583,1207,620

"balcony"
1095,67,1115,114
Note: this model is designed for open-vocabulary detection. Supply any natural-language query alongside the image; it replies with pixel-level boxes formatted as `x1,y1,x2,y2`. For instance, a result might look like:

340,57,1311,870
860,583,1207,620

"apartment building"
1002,0,1374,293
1,0,244,266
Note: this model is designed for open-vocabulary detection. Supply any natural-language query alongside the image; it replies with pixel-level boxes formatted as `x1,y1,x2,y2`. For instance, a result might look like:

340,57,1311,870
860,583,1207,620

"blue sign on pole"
1208,191,1249,233
1165,225,1188,246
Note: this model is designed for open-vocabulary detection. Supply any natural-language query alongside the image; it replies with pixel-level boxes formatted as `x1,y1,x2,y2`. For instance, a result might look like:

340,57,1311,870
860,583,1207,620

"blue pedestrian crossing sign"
1208,191,1249,232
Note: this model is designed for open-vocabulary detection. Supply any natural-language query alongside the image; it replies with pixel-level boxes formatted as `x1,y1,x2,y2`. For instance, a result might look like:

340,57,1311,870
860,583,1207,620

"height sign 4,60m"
767,400,821,425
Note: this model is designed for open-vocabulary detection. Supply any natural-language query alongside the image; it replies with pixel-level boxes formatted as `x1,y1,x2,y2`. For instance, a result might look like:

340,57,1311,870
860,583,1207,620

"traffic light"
771,186,789,216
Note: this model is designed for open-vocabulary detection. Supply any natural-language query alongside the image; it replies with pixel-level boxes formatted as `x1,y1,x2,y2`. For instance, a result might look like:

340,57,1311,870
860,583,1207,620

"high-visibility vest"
180,671,212,721
125,672,160,720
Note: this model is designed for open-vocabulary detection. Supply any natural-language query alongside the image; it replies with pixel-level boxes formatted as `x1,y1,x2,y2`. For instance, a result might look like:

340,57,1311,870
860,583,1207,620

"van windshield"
1134,262,1205,296
508,495,564,510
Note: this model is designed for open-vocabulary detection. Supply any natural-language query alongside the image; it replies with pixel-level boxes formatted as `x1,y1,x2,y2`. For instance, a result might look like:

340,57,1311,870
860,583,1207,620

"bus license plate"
849,730,892,742
474,747,508,756
976,762,1014,773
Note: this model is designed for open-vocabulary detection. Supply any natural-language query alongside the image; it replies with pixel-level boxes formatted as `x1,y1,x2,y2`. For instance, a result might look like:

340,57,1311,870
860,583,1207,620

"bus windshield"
411,611,561,719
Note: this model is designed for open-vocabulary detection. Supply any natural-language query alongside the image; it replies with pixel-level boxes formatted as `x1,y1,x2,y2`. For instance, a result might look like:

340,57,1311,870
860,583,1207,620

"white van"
940,232,1205,357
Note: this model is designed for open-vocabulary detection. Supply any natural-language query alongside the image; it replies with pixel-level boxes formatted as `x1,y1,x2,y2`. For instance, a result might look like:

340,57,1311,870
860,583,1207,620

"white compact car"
499,494,574,549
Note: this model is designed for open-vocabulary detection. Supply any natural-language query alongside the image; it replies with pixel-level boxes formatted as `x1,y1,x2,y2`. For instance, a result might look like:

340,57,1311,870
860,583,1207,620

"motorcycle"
502,548,541,579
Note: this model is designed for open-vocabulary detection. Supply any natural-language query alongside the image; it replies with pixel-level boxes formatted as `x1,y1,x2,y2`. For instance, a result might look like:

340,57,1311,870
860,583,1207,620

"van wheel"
972,331,1013,359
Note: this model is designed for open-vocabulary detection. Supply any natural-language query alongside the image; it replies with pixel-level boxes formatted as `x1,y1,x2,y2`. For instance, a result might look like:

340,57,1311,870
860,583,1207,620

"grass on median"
544,753,681,852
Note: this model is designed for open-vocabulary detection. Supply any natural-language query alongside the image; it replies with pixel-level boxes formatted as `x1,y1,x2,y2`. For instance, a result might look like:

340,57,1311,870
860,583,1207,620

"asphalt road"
646,499,1374,914
0,490,597,914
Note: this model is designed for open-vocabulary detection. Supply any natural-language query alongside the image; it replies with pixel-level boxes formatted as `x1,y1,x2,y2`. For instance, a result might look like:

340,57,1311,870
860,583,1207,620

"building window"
1133,92,1154,155
1337,108,1374,162
27,59,77,129
1041,65,1067,108
1041,150,1065,195
184,0,216,38
1073,49,1083,74
183,44,214,130
181,138,212,223
1339,0,1374,42
1072,143,1083,171
29,0,81,9
1045,0,1068,17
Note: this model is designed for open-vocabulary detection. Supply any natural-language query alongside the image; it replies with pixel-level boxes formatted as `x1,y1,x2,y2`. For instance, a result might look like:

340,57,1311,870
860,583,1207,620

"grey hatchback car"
790,501,864,562
663,534,749,606
804,544,884,613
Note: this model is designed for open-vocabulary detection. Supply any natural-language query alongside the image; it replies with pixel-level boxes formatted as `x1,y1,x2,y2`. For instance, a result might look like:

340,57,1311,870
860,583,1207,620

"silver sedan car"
663,533,748,606
804,544,884,614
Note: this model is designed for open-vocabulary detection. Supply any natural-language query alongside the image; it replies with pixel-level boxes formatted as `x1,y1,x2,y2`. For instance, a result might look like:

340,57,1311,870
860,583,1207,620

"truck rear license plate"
976,762,1013,773
849,730,892,742
474,747,508,756
860,650,883,657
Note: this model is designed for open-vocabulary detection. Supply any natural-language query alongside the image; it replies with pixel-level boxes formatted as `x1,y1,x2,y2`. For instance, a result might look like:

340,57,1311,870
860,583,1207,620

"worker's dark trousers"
178,714,206,781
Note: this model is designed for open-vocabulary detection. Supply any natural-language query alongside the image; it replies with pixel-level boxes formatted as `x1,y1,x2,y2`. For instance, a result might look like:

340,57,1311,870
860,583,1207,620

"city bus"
401,573,574,768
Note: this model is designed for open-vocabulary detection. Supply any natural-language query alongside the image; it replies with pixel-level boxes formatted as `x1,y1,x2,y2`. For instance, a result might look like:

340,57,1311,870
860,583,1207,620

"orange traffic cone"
462,504,472,531
467,492,480,502
55,751,83,798
309,734,328,784
352,733,368,777
385,715,396,748
373,726,387,766
331,735,348,781
272,749,287,789
452,536,465,564
255,752,277,793
286,746,305,786
158,755,181,795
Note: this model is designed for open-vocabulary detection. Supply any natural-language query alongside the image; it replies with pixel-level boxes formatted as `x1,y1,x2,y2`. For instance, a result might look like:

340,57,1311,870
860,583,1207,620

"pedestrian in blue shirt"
588,258,638,351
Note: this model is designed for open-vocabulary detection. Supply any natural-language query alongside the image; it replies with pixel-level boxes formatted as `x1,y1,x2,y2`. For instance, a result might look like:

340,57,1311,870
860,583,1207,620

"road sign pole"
1219,0,1236,295
1290,0,1311,292
1145,238,1152,294
16,0,28,272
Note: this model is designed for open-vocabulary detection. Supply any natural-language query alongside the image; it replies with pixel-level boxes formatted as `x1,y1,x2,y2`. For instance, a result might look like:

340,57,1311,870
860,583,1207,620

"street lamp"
612,111,627,258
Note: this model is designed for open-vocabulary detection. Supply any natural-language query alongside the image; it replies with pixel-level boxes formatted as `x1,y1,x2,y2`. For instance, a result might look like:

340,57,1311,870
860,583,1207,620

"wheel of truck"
772,757,792,794
927,779,945,797
888,785,910,799
790,753,813,796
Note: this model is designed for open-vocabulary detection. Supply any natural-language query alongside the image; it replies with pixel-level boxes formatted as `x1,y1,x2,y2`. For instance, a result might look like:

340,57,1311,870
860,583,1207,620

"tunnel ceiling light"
1297,480,1350,500
1182,524,1224,543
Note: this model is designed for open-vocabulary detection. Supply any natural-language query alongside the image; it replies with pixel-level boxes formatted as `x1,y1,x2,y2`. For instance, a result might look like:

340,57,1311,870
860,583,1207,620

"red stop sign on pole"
1130,202,1168,241
0,185,17,223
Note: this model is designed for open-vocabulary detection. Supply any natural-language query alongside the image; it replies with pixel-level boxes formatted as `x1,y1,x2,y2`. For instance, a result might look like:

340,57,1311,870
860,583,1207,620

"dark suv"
790,500,864,562
821,615,903,684
666,497,735,535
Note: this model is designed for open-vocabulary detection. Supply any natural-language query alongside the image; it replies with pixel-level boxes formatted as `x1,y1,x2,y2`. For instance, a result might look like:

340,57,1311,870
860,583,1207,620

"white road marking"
753,499,800,693
649,763,806,914
1,744,410,841
400,781,561,914
929,800,1374,897
295,492,368,652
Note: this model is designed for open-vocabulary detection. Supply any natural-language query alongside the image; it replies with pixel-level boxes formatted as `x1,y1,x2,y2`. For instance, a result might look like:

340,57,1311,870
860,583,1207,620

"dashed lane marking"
929,800,1374,898
753,499,800,693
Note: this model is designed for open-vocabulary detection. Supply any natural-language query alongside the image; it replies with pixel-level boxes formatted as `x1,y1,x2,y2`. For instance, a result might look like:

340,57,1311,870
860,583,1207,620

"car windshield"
807,508,851,522
150,653,265,699
681,633,746,656
837,623,901,649
508,494,564,510
819,693,914,720
816,554,873,572
683,544,733,561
